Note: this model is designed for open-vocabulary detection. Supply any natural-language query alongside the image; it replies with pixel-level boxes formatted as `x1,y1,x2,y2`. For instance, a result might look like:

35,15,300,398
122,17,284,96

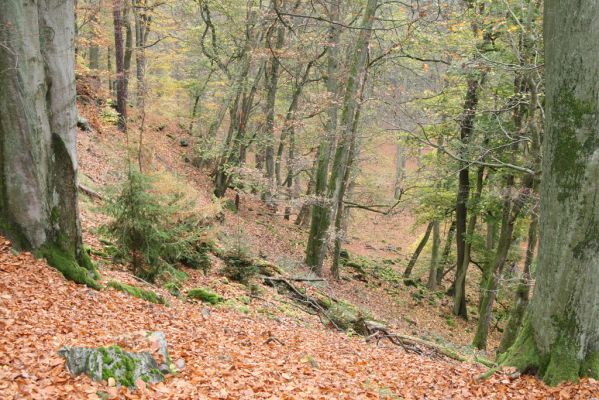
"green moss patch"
187,287,224,304
39,245,101,290
107,281,168,305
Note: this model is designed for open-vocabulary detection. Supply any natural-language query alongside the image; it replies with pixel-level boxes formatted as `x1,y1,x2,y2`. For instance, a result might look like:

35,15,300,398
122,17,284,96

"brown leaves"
0,238,598,399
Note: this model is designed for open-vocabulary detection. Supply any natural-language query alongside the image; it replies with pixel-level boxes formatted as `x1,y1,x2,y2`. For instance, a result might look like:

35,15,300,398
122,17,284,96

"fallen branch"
263,277,343,331
78,184,104,200
285,277,326,282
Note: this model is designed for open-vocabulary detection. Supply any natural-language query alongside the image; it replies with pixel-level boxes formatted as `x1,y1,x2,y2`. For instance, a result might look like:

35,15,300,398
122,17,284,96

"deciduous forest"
0,0,598,398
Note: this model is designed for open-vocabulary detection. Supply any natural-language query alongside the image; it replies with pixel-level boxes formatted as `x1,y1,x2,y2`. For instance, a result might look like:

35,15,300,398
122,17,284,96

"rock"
179,139,189,147
175,358,185,370
77,115,91,132
58,346,164,388
58,331,175,388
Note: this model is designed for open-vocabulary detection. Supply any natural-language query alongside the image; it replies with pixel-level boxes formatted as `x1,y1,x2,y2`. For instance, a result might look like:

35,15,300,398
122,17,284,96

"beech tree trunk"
452,76,482,318
304,0,341,273
502,0,599,384
113,0,128,131
306,0,377,274
403,222,434,279
0,0,97,287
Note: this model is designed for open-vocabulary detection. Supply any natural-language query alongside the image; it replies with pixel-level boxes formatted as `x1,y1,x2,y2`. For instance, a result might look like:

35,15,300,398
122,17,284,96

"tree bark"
113,0,128,131
304,0,341,273
306,0,377,274
452,76,483,318
403,222,434,279
502,0,599,384
0,0,98,288
453,165,484,318
427,220,441,289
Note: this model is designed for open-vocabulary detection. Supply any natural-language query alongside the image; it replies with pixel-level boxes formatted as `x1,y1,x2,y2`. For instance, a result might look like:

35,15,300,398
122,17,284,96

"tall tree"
306,0,378,274
0,0,98,288
502,0,599,384
113,0,128,131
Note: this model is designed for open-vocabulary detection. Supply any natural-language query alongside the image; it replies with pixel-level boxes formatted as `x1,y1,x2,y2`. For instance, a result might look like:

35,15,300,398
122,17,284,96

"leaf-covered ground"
1,240,598,399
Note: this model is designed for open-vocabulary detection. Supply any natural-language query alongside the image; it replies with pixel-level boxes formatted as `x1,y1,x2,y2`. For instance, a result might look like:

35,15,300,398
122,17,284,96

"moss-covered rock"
107,281,168,306
59,345,166,388
187,287,223,304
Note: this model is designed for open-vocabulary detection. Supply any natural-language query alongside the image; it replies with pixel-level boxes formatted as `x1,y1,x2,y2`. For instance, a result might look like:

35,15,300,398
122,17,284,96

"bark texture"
0,0,97,287
502,0,599,384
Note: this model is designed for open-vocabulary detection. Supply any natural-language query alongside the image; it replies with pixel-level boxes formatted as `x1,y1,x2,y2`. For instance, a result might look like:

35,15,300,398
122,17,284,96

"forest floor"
1,90,598,398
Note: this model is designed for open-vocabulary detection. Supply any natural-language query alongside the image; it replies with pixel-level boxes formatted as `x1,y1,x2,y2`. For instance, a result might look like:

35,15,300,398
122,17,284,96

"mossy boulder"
59,345,166,388
187,287,223,304
107,281,168,306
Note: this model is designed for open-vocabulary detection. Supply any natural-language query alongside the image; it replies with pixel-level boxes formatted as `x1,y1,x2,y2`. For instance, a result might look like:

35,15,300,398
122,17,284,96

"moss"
38,244,101,290
187,287,224,305
500,319,542,373
79,248,100,279
107,281,168,305
581,351,599,379
550,87,599,204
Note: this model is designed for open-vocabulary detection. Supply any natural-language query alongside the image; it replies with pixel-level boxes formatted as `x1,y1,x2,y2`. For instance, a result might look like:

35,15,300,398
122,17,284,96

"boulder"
58,331,175,388
58,346,164,388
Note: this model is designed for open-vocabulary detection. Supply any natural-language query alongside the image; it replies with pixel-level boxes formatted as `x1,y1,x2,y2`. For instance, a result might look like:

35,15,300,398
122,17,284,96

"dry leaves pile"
0,240,598,399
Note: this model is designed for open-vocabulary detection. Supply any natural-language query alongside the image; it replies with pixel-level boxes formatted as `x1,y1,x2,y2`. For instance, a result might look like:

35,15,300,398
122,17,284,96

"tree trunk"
394,144,405,199
305,0,341,273
113,0,128,131
497,211,537,354
306,0,377,275
452,76,483,318
473,173,528,349
427,220,441,289
502,0,599,384
437,220,456,284
403,222,434,279
0,0,98,288
453,165,484,318
263,8,286,204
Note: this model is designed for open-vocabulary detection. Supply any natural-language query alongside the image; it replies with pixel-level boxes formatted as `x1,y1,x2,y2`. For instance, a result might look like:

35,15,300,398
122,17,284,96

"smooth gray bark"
502,0,599,384
0,0,96,286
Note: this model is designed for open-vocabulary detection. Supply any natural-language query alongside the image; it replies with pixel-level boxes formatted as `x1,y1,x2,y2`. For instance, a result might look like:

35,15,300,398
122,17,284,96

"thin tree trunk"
497,211,537,354
263,8,286,205
306,0,377,275
452,76,483,317
453,165,484,318
403,222,434,279
305,0,341,273
438,220,456,284
113,0,128,131
473,173,529,349
394,144,405,199
427,220,441,289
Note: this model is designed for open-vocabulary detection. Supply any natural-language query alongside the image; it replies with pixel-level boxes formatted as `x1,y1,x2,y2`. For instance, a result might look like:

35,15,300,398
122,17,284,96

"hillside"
0,100,598,399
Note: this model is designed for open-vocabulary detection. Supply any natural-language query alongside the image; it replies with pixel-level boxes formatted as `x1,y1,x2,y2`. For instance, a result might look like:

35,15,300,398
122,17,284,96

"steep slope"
1,240,598,399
